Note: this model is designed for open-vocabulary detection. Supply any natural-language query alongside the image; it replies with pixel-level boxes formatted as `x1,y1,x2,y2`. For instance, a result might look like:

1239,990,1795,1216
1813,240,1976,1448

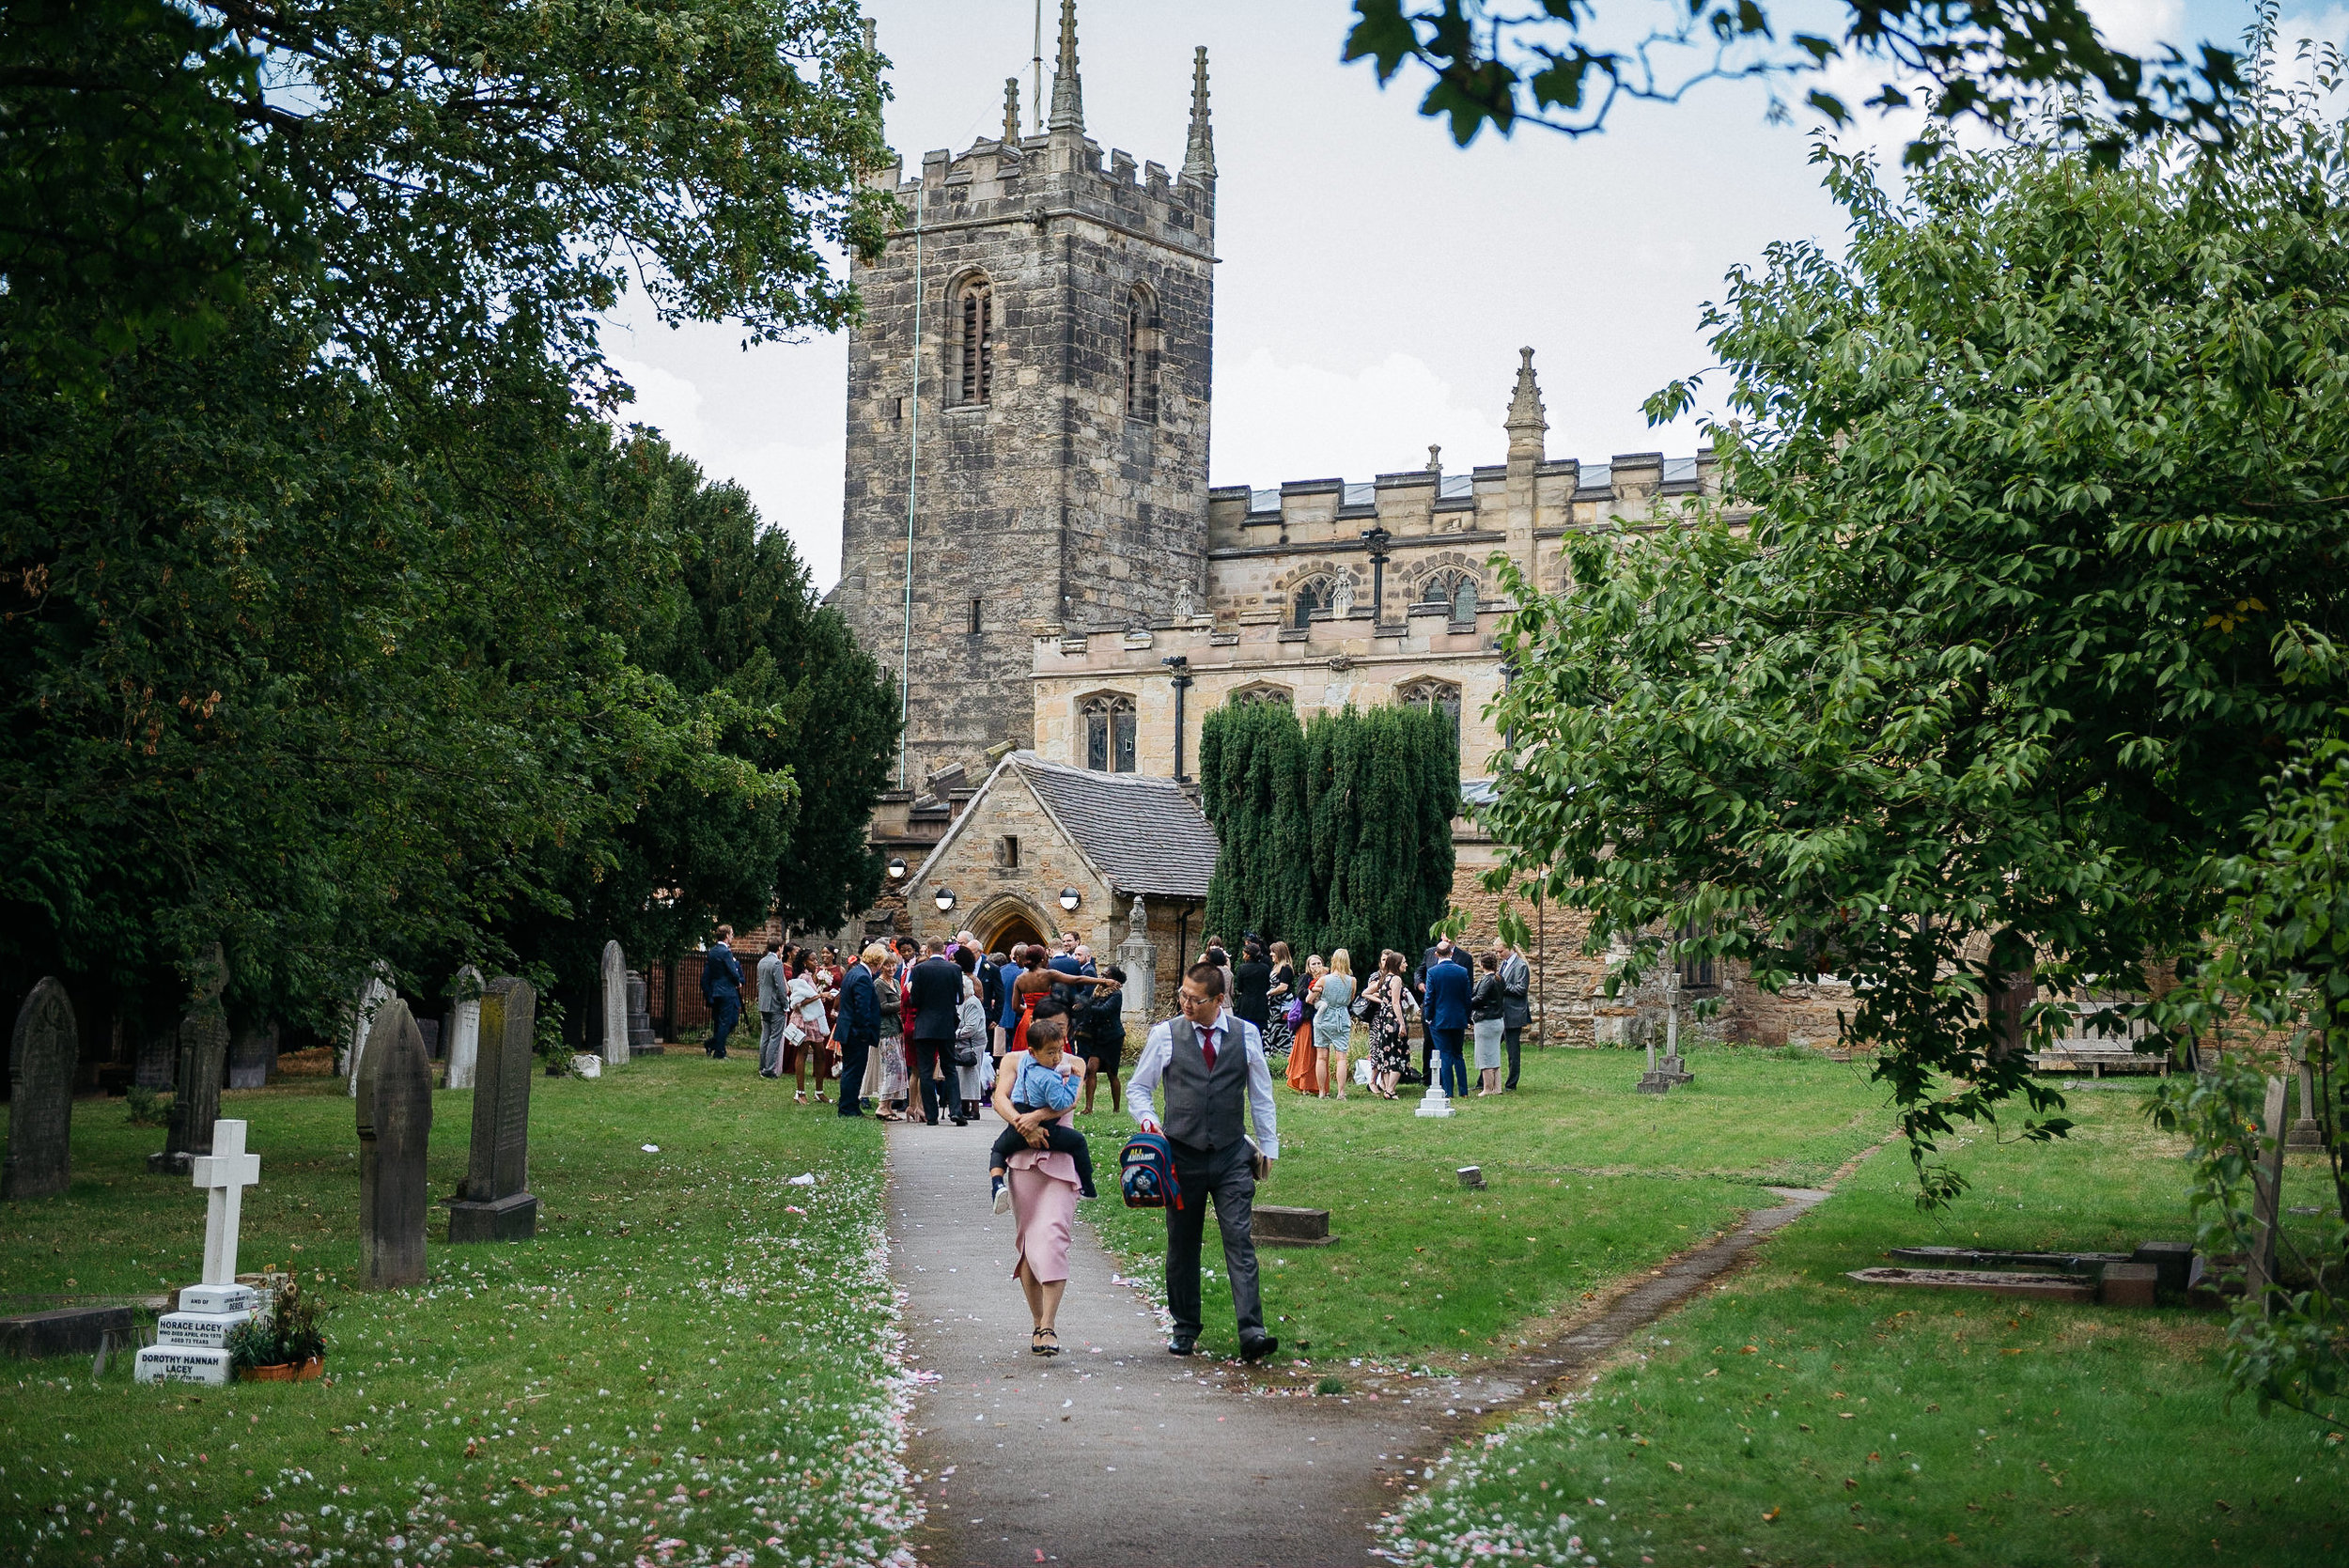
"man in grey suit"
1499,940,1532,1091
1128,961,1281,1362
755,939,789,1079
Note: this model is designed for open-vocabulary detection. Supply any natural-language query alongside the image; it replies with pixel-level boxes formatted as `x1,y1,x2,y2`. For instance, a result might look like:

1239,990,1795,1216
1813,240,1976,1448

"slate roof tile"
1013,753,1219,900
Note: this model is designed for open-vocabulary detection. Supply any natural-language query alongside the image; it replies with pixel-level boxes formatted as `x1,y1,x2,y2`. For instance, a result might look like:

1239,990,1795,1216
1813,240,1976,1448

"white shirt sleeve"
1241,1020,1280,1161
1128,1020,1174,1133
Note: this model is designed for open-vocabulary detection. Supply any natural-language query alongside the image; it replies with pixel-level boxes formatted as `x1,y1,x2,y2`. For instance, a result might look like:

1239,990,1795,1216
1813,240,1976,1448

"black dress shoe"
1239,1334,1279,1363
1166,1335,1197,1357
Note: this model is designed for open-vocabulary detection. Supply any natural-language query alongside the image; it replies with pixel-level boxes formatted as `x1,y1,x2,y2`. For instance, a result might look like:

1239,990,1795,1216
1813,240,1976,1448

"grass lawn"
1377,1075,2349,1568
0,1053,917,1568
1080,1044,1895,1363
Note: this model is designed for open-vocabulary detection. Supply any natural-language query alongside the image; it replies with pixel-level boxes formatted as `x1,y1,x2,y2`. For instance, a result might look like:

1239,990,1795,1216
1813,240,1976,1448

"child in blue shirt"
988,1014,1097,1209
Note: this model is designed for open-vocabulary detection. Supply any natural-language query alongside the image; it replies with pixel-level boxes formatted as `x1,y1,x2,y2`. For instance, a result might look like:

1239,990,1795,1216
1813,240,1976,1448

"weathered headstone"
2246,1074,2290,1310
134,1118,262,1384
2098,1262,2158,1307
625,970,660,1056
344,965,396,1097
151,946,229,1175
5,979,77,1200
1845,1266,2096,1304
226,1018,277,1090
599,940,629,1066
447,977,539,1243
2287,1045,2327,1152
0,1305,132,1359
356,999,433,1288
443,966,484,1091
132,1027,176,1090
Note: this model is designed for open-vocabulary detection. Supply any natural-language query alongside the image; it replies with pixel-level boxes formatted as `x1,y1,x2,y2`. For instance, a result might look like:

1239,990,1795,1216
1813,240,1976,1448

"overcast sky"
606,0,2300,587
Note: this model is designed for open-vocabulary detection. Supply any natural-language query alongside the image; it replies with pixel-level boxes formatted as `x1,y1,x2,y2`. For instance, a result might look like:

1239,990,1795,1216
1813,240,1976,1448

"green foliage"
1480,39,2349,1207
1200,701,1455,964
1201,701,1318,951
1,0,890,1035
2152,737,2349,1421
122,1084,170,1127
1343,0,2244,164
225,1277,332,1369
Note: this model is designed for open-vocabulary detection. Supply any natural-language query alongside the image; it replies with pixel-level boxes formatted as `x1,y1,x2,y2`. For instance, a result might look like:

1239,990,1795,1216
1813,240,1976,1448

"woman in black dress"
1262,940,1298,1057
1231,940,1273,1037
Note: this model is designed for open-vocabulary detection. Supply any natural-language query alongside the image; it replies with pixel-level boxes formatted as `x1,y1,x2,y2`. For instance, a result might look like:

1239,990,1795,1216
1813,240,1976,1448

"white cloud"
1209,349,1503,489
606,355,846,585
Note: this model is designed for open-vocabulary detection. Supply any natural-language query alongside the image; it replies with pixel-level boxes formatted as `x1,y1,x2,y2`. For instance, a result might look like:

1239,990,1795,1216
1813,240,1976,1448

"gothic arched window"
1421,568,1479,623
1396,676,1462,748
1227,683,1293,709
1291,576,1336,630
1081,692,1138,773
953,275,994,405
1124,287,1159,424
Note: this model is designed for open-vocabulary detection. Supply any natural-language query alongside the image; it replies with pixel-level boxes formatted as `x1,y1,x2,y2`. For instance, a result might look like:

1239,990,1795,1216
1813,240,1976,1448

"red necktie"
1201,1026,1219,1071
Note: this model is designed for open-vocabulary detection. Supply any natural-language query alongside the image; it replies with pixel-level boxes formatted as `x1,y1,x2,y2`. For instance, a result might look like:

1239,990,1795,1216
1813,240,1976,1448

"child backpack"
1119,1131,1183,1211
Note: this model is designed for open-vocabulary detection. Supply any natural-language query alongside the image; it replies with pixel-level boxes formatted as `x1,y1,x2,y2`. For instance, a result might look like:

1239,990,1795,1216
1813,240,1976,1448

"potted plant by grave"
226,1279,331,1381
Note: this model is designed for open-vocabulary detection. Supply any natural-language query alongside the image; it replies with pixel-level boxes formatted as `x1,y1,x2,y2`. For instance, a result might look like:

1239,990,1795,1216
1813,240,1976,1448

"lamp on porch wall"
1059,888,1081,913
934,888,957,914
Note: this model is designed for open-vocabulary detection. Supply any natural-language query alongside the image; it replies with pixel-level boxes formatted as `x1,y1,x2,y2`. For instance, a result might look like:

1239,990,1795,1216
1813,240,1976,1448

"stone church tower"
833,1,1217,790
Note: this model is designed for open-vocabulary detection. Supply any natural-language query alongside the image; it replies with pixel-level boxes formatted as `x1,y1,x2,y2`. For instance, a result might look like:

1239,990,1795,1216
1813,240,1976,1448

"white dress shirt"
1127,1011,1279,1160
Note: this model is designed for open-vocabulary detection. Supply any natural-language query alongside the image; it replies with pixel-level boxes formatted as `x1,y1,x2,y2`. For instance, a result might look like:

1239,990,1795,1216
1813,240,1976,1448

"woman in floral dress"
1367,950,1413,1098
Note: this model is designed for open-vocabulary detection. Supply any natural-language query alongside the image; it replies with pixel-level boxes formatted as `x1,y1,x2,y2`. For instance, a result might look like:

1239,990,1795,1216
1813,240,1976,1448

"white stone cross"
189,1119,261,1286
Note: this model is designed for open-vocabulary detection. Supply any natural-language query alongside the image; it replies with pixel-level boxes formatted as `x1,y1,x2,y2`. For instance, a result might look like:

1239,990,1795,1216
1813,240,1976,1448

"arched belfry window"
1124,287,1159,424
1397,676,1463,748
1291,576,1336,630
953,275,993,405
1422,568,1479,624
1081,692,1138,773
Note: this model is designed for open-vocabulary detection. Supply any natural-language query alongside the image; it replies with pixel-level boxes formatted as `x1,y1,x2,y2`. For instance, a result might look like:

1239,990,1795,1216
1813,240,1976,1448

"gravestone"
1252,1204,1333,1247
626,970,660,1056
5,978,77,1200
0,1305,132,1359
443,966,484,1091
132,1027,176,1090
226,1018,277,1090
356,999,433,1288
1845,1266,2096,1304
2287,1047,2327,1152
2246,1075,2290,1309
1414,1079,1454,1118
2098,1262,2158,1307
344,965,396,1096
134,1118,262,1384
151,946,230,1175
448,977,540,1243
599,940,629,1066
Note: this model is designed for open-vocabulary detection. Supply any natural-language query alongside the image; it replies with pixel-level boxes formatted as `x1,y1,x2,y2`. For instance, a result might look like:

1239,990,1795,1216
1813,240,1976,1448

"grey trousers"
757,1010,788,1077
1164,1137,1266,1343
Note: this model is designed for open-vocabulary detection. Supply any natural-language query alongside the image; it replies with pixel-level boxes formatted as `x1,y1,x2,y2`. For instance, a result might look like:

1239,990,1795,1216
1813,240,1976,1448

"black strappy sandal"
1030,1327,1061,1357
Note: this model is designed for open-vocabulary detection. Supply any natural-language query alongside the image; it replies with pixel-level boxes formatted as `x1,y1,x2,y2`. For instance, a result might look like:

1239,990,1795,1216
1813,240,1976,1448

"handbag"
1281,997,1305,1028
1348,988,1377,1022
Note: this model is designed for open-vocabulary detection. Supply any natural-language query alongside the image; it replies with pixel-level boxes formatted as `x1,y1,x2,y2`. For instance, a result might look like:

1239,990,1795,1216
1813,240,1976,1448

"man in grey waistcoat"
1127,960,1281,1361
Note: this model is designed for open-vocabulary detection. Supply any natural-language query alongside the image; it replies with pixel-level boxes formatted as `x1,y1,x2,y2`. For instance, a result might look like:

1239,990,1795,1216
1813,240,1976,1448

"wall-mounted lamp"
934,888,957,913
886,857,908,882
1059,887,1081,913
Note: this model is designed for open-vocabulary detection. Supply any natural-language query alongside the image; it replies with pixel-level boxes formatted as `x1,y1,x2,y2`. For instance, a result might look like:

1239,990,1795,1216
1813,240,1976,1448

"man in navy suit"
1422,939,1472,1098
834,949,880,1117
907,939,969,1126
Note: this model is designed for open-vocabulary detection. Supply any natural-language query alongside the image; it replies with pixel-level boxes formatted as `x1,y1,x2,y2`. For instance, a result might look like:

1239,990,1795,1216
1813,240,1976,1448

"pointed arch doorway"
975,901,1050,955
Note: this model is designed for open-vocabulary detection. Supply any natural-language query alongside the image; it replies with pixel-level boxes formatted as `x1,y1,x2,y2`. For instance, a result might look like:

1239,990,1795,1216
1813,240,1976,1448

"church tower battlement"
835,1,1216,790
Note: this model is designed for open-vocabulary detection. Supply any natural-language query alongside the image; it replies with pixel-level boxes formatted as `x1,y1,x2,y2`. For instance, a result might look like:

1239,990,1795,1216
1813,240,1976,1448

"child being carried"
988,1014,1097,1210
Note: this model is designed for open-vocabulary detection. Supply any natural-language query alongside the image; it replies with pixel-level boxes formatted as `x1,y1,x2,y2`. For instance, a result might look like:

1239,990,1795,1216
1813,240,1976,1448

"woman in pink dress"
990,1009,1082,1356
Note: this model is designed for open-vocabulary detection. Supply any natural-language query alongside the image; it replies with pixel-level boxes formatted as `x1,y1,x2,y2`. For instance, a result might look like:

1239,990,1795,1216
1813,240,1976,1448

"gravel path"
886,1112,1830,1567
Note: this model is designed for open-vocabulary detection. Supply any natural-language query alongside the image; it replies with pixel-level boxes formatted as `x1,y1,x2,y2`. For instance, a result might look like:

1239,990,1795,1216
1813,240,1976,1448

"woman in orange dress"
1285,955,1325,1094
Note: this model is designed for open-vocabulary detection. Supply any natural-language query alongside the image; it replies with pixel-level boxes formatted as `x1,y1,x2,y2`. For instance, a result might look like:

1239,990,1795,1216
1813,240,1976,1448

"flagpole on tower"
1032,0,1044,133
